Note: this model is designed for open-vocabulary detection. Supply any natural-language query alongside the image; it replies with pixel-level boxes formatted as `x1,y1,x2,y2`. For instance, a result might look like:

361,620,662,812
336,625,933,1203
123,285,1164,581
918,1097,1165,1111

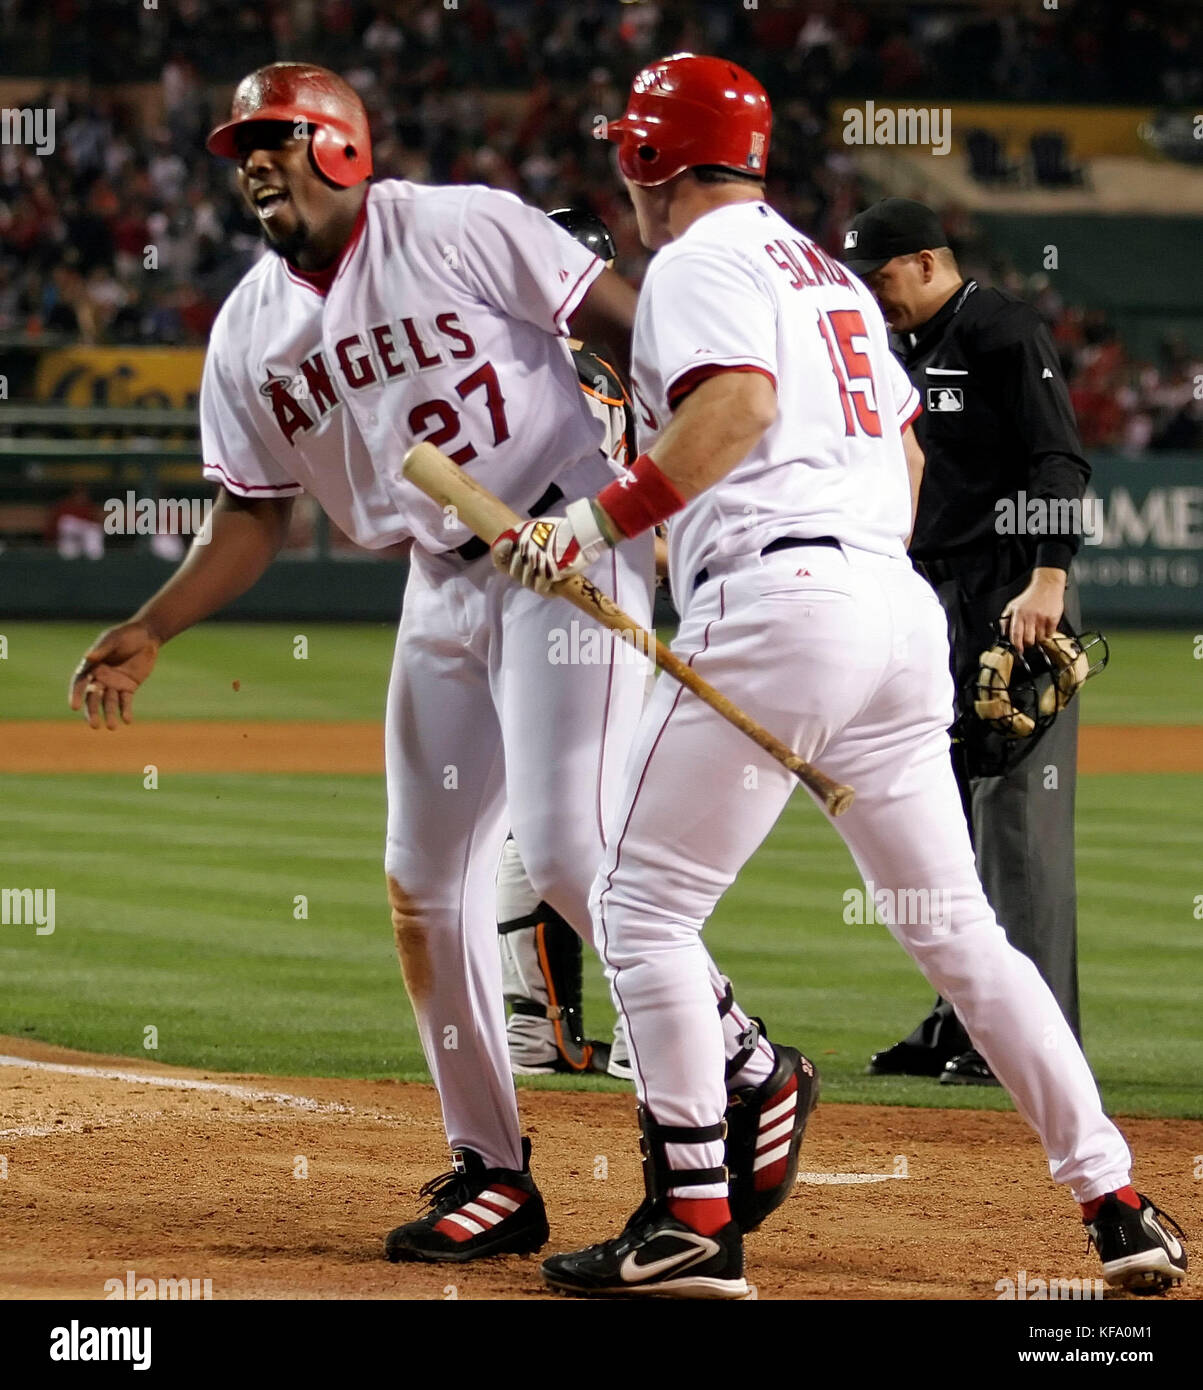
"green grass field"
3,621,1201,724
1,623,1200,1117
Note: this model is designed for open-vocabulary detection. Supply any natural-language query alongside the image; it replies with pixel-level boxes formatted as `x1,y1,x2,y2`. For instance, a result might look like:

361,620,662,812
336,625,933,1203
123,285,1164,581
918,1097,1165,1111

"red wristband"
596,453,686,540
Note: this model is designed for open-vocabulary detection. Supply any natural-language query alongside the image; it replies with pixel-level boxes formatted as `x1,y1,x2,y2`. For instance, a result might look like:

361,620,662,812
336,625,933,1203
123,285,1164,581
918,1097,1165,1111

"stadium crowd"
1,0,1200,449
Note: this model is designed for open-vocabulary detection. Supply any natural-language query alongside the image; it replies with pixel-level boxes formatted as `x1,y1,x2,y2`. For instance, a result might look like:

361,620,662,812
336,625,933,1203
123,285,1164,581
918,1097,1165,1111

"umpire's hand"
69,622,161,730
1000,567,1066,653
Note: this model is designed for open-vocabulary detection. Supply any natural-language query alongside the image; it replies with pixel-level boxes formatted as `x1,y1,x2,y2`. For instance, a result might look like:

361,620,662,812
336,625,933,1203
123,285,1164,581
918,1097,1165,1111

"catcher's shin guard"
497,836,601,1074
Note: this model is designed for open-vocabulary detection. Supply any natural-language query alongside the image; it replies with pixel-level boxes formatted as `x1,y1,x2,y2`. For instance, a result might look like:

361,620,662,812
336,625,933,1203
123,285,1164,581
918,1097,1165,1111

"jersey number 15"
817,310,881,439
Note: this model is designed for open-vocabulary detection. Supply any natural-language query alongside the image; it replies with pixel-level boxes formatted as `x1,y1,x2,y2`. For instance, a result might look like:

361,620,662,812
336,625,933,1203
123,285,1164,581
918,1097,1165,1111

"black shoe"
541,1199,750,1299
726,1044,819,1233
867,1040,954,1077
384,1138,549,1263
938,1049,1000,1086
1086,1193,1187,1293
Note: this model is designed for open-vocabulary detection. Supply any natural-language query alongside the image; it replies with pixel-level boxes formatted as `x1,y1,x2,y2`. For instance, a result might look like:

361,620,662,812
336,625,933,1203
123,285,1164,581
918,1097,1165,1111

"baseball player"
497,208,633,1082
66,63,815,1265
495,54,1187,1298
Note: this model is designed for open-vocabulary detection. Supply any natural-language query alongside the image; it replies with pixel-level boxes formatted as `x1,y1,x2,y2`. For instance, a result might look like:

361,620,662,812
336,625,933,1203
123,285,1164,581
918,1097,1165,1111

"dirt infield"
0,1038,1197,1301
4,720,1201,774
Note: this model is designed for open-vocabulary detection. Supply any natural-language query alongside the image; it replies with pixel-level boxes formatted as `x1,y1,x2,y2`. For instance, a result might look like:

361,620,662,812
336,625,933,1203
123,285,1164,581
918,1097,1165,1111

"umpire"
843,198,1090,1085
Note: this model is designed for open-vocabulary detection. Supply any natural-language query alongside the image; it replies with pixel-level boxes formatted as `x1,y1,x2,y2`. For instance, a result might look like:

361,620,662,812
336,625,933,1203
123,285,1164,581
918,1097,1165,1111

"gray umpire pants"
902,561,1083,1052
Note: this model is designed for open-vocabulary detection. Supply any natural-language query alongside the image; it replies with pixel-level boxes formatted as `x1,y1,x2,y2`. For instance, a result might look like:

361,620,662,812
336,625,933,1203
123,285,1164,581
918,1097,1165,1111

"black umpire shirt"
898,280,1090,575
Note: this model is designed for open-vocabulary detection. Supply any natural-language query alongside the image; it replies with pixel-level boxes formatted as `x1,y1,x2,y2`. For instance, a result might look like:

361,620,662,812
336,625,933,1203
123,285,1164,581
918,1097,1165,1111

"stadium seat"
964,128,1018,185
1030,131,1085,188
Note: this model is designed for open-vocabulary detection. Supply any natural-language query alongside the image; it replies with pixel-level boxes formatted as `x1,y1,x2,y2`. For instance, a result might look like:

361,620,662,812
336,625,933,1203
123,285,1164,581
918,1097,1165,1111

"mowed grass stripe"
0,770,1199,1116
0,774,406,1075
1,621,397,723
3,622,1201,723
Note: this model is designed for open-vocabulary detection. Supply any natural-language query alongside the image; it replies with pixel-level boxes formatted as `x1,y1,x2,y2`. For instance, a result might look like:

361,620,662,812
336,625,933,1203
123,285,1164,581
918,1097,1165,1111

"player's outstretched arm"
68,488,294,729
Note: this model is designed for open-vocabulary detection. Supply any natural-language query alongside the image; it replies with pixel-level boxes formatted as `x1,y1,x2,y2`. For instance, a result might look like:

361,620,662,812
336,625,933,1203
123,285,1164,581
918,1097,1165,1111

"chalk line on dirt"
797,1171,905,1184
0,1054,355,1118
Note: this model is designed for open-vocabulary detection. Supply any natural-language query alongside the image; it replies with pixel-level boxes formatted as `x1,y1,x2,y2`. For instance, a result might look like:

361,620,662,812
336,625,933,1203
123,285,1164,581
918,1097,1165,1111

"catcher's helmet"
605,53,771,188
547,207,617,262
206,62,372,187
971,627,1110,741
960,626,1108,778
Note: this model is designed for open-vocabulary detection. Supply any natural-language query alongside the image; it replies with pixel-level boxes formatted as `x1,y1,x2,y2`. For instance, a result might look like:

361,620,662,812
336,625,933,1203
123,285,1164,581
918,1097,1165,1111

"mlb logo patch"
844,229,858,249
927,386,964,412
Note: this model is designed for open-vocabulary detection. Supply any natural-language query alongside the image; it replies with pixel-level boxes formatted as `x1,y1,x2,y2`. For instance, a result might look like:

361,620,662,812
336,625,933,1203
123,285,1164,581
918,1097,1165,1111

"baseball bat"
401,442,855,816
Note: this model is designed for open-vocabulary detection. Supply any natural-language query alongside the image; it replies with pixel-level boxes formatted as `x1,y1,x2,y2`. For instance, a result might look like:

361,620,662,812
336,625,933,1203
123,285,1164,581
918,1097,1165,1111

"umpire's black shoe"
938,1048,1001,1086
1086,1193,1187,1293
726,1044,819,1232
541,1200,750,1299
384,1138,549,1263
867,1040,955,1077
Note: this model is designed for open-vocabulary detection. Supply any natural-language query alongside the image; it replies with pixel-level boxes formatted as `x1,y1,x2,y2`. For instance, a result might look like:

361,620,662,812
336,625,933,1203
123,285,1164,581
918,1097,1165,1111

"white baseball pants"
594,542,1132,1203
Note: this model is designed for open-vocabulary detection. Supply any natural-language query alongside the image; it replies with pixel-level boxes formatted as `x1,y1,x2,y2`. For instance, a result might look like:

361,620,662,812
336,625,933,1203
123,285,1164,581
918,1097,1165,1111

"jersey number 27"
817,310,881,438
407,362,510,465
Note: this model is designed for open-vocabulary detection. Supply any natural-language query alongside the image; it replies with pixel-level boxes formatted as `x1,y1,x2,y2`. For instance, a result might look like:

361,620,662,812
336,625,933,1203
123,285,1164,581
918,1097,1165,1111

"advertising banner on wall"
33,347,204,409
1074,453,1202,623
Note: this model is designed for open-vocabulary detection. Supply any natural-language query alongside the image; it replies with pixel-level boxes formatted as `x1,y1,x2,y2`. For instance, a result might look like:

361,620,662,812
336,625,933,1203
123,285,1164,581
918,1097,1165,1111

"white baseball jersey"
199,180,612,552
628,200,921,599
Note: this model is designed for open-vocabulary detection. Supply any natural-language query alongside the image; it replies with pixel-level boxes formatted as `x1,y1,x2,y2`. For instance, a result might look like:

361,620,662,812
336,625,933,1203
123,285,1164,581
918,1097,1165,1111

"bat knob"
826,785,855,817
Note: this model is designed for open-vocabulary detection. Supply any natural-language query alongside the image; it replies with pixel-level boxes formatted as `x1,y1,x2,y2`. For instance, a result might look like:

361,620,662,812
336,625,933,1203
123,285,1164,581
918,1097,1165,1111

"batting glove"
492,499,613,594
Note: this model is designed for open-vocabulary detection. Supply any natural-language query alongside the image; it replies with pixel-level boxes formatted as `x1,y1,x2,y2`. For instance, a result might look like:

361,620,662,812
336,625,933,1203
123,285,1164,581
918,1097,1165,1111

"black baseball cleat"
938,1048,1000,1086
866,1040,955,1077
1085,1193,1187,1293
541,1200,750,1299
384,1138,549,1264
726,1043,819,1233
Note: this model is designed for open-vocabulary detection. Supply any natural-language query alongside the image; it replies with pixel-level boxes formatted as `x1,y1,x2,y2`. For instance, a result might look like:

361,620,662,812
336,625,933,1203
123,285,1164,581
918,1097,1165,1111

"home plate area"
1,1038,1197,1300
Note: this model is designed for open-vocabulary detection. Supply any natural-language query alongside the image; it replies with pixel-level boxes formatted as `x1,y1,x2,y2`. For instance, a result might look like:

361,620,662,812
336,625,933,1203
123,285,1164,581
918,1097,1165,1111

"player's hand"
1000,568,1066,653
68,621,162,730
492,500,613,595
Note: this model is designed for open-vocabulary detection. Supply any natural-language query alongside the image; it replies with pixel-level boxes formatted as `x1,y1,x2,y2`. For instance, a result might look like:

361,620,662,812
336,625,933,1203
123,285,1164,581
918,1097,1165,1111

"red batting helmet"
206,62,372,187
605,53,771,188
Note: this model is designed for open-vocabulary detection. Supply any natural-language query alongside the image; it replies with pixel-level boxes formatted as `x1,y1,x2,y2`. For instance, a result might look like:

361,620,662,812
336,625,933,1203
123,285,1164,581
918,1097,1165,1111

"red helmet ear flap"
308,118,372,187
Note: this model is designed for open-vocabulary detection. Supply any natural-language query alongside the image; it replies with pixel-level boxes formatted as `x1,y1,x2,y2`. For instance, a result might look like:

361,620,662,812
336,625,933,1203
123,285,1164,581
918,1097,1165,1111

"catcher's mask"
970,625,1110,742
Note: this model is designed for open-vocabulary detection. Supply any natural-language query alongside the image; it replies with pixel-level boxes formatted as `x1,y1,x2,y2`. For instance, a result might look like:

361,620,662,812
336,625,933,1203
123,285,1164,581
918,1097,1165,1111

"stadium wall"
2,453,1198,625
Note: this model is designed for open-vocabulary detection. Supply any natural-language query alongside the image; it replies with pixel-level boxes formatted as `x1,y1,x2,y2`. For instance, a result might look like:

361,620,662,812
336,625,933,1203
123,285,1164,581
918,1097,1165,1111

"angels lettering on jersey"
259,310,480,448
